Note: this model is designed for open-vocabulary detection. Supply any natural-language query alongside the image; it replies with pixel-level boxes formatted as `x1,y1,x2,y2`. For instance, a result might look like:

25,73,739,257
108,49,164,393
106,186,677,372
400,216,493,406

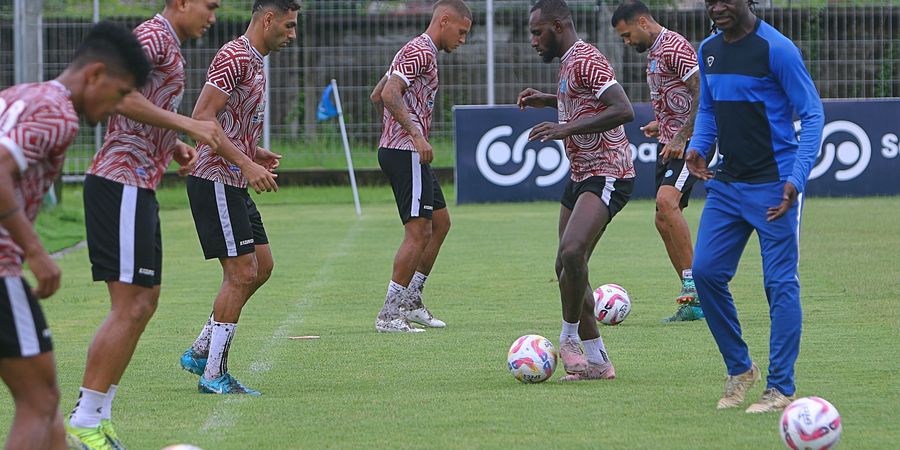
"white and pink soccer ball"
507,335,558,383
780,397,842,449
593,283,632,325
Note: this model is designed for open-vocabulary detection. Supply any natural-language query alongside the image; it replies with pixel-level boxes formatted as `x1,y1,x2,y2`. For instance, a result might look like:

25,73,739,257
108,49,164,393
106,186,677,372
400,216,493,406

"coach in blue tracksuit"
684,0,824,414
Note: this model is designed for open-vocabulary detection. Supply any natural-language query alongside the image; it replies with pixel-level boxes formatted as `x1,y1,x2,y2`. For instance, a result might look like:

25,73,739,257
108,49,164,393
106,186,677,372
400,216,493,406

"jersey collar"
421,33,438,54
240,35,264,61
649,27,668,53
561,40,584,63
155,14,182,47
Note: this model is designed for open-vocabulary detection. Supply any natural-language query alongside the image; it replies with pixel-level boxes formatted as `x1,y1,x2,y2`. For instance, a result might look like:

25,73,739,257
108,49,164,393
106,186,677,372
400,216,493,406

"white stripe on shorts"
674,161,691,191
410,151,422,218
214,182,238,257
6,278,39,357
601,178,615,206
118,185,137,284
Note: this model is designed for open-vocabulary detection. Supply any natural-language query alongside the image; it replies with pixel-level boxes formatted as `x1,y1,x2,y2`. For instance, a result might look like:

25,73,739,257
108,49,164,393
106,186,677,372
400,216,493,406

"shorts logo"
138,268,155,276
42,328,51,338
423,205,433,211
240,239,254,246
665,169,674,178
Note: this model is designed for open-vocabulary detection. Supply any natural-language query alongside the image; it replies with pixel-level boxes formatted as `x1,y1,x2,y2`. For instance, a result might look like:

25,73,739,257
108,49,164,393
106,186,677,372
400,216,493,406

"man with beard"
611,0,708,322
517,0,635,381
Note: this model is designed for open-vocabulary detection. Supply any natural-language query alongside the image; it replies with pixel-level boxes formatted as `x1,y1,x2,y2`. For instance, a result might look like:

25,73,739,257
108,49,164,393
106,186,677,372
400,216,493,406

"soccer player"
685,0,824,412
179,0,298,396
0,22,149,450
611,0,708,323
368,0,471,333
66,1,223,447
517,0,635,381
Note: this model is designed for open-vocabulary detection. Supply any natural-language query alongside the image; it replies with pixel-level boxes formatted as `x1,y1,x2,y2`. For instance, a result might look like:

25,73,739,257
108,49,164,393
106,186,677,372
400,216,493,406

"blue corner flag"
317,84,338,121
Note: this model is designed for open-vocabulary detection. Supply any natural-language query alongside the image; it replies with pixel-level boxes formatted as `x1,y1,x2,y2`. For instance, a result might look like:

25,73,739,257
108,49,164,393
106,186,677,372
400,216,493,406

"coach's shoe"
745,388,795,414
375,317,425,333
403,306,446,328
559,337,589,374
198,373,261,396
662,304,704,323
100,419,125,450
717,362,761,409
559,361,616,381
65,421,113,450
179,348,207,376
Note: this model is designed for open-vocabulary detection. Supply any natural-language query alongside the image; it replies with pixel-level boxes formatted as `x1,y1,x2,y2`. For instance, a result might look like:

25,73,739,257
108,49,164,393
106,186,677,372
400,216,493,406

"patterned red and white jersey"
0,81,79,276
646,28,699,144
378,34,438,152
89,14,185,190
557,41,634,181
191,36,266,188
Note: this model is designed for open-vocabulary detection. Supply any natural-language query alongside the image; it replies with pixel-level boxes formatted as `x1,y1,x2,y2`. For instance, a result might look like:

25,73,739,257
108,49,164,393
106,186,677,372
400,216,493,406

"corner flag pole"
330,79,362,217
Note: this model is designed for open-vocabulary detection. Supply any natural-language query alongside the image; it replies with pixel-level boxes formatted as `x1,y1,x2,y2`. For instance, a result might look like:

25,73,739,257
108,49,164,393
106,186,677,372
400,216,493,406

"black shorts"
655,144,713,209
560,176,634,222
378,148,447,224
0,278,52,358
186,176,269,260
84,174,162,287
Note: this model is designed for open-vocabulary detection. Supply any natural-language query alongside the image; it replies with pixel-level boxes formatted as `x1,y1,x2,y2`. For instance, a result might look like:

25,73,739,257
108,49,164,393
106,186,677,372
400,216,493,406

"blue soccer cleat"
179,348,207,376
198,373,261,396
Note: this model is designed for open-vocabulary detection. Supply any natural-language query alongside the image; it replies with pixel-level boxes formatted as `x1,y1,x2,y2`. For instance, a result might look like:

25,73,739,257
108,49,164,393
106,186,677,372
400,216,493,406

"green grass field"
6,186,900,449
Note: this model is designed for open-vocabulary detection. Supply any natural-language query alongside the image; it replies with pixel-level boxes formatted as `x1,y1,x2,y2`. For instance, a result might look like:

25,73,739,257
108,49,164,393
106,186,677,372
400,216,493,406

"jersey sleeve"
687,43,718,157
205,46,248,96
577,56,618,99
137,27,169,68
0,104,78,174
666,37,699,82
771,42,824,193
389,44,433,87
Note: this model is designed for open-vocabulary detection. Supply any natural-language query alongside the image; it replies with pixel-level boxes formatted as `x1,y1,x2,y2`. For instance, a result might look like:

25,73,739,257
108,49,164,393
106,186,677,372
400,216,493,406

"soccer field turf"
2,187,899,449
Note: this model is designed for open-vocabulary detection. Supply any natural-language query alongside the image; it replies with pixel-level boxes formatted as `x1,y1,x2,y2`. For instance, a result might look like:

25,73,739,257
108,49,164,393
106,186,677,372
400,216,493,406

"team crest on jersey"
707,56,715,67
560,79,568,94
649,59,658,72
252,101,266,124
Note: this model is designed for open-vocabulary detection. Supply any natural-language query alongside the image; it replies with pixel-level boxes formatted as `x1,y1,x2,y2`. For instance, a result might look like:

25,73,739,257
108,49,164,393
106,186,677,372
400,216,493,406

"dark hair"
71,21,150,88
252,0,301,14
611,1,651,27
434,0,473,20
530,0,572,21
710,0,759,33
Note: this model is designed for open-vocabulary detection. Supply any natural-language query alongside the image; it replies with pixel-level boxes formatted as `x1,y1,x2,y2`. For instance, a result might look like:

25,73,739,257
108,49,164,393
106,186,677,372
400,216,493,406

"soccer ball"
507,334,557,383
779,397,842,450
593,283,632,325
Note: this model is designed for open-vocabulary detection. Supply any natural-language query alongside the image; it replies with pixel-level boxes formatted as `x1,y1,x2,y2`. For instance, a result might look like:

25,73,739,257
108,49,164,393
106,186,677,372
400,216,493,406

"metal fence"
1,0,898,174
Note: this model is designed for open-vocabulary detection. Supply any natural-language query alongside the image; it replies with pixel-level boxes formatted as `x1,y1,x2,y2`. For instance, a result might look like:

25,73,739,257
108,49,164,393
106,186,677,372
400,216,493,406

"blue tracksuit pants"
693,179,803,396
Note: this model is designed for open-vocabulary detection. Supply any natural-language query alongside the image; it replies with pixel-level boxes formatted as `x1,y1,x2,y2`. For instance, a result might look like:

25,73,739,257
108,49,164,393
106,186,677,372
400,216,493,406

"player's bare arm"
0,145,59,299
192,84,278,193
117,91,224,150
370,75,388,120
529,83,634,142
516,88,557,110
381,75,433,164
660,72,700,161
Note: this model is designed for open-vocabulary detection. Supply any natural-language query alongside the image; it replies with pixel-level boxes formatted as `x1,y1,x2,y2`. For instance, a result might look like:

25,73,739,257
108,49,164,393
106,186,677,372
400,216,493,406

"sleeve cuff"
594,80,618,99
0,137,28,174
681,65,699,82
787,176,805,193
205,81,230,95
391,71,412,87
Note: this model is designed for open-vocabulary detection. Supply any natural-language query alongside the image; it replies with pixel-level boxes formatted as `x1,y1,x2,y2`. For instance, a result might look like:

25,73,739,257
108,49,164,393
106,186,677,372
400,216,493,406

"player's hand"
528,121,568,142
685,149,712,181
517,88,548,110
174,141,198,177
640,120,660,138
660,134,687,162
186,119,224,150
767,182,798,222
242,161,278,194
26,249,60,299
413,136,434,164
254,147,282,173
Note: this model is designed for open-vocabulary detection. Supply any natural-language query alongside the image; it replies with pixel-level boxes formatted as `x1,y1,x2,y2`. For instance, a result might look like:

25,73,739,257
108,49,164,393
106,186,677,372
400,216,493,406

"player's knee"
256,261,274,285
405,220,433,243
656,195,681,218
558,245,586,270
226,263,259,289
18,381,60,418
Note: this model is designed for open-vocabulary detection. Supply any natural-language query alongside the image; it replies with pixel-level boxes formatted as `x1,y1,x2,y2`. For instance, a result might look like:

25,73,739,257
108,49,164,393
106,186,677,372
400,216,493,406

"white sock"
583,337,610,364
682,269,693,281
69,387,106,428
100,384,117,421
191,312,215,356
378,281,405,320
204,321,237,381
560,320,580,343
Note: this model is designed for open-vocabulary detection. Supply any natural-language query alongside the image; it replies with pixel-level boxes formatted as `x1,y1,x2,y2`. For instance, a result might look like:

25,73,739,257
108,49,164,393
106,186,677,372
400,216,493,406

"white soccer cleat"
375,317,425,333
404,307,446,328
